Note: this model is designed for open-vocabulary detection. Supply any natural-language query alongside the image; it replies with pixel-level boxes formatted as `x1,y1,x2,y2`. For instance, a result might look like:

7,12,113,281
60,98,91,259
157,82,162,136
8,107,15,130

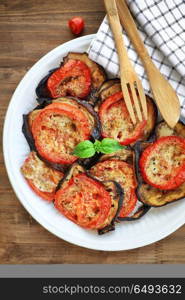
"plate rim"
3,34,185,252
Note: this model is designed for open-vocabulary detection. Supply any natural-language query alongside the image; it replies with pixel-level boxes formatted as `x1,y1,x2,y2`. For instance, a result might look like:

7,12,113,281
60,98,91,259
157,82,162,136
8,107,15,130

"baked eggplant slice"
31,96,101,140
98,147,134,165
89,158,138,218
90,158,150,221
95,81,157,145
22,111,69,172
22,97,101,170
134,140,185,207
63,52,107,104
139,136,185,190
21,151,64,201
55,163,123,233
22,108,74,172
137,182,185,207
51,97,102,140
89,148,150,221
33,103,94,164
36,53,106,104
97,79,121,103
156,120,185,139
47,58,92,99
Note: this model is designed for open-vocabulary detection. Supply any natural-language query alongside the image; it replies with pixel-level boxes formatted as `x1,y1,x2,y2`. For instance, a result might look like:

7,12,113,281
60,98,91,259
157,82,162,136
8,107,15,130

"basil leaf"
72,140,95,158
99,138,125,154
94,140,102,153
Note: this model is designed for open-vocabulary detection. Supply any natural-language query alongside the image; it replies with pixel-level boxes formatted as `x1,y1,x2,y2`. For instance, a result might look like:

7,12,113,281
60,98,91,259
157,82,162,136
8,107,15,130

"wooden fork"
104,0,147,124
116,0,180,128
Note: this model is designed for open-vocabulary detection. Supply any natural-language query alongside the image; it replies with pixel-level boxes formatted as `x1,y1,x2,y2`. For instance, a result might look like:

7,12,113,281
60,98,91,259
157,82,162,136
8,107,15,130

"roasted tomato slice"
90,160,137,218
139,136,185,190
55,173,112,229
47,59,91,99
99,91,146,145
31,102,91,164
21,152,63,201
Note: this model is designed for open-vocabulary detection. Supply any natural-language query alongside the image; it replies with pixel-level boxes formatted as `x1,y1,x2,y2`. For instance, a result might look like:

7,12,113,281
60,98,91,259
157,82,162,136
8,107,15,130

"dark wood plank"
0,0,185,264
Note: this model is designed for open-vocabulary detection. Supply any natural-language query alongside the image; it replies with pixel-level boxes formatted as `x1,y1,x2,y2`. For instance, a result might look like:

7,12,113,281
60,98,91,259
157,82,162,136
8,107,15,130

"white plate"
3,34,185,251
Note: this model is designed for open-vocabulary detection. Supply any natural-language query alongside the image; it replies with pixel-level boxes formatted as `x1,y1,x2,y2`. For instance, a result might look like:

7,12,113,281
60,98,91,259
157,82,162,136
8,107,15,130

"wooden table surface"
0,0,184,264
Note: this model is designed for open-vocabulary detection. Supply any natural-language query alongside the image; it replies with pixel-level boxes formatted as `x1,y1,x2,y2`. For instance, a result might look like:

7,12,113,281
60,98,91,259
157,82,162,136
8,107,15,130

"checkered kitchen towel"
88,0,185,117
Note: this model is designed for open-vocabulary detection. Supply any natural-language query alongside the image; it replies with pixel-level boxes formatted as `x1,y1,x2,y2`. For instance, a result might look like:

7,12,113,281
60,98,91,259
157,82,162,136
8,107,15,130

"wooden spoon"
116,0,180,128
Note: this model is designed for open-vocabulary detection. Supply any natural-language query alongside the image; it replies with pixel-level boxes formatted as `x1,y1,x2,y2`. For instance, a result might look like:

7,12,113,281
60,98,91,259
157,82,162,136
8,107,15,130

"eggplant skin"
98,180,124,235
22,114,36,151
35,68,58,99
118,204,150,221
36,98,52,107
98,79,121,103
133,141,151,185
70,98,102,140
98,223,115,235
56,163,85,192
37,154,69,173
78,152,102,170
140,96,158,141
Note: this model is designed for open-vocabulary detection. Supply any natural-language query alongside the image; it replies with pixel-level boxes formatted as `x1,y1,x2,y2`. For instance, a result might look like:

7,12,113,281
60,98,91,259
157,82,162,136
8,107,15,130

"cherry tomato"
68,17,85,35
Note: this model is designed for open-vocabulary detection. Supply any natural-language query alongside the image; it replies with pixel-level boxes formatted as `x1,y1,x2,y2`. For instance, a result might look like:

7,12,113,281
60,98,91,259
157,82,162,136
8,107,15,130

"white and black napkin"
88,0,185,117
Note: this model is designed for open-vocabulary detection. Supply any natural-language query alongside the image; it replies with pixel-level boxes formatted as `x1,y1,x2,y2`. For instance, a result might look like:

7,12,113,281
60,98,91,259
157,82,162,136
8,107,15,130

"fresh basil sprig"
72,140,96,158
73,138,125,158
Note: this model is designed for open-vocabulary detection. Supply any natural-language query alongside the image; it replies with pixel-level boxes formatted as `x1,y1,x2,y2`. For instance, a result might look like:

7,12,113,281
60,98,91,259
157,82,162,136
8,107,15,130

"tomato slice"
47,59,91,99
99,91,146,145
31,103,91,164
139,136,185,190
21,152,63,201
55,173,112,229
118,188,137,218
90,159,137,217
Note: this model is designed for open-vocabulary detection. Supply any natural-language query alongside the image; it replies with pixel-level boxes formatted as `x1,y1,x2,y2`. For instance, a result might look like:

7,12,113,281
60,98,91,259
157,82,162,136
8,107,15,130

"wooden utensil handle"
104,0,132,74
116,0,151,64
